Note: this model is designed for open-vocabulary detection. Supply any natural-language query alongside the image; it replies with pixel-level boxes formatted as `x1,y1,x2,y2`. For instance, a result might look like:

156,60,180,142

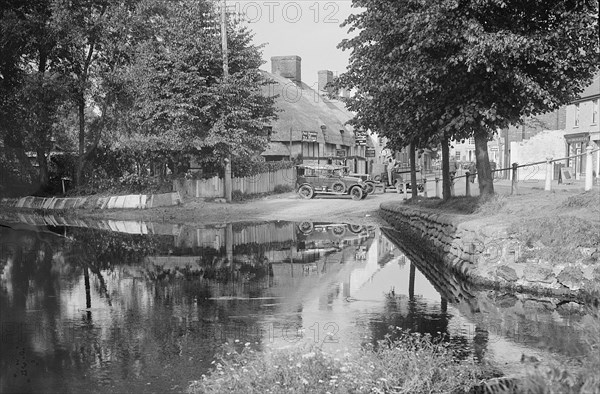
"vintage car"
376,166,425,192
296,222,375,249
347,173,381,194
296,165,368,200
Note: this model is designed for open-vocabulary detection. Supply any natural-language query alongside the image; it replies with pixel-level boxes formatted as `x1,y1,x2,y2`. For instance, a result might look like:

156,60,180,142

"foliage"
117,0,277,173
1,0,277,193
188,330,486,393
336,0,599,197
0,0,69,189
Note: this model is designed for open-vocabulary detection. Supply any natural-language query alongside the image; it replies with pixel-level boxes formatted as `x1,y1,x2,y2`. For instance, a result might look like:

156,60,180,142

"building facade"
563,74,600,179
260,56,373,174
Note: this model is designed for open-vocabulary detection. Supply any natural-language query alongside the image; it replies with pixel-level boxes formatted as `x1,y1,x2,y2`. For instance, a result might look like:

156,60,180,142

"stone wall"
379,202,599,301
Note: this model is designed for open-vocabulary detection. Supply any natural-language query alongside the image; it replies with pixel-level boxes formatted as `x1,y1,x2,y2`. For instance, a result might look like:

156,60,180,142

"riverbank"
1,190,398,227
379,188,600,301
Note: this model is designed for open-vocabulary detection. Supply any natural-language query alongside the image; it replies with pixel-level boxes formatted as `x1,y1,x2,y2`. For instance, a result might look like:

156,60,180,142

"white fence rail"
173,168,296,198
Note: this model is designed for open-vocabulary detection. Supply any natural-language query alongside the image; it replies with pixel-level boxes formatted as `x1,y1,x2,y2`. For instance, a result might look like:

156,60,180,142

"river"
0,218,593,393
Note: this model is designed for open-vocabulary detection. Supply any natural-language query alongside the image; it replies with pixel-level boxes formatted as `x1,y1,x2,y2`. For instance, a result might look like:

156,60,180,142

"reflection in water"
0,219,592,393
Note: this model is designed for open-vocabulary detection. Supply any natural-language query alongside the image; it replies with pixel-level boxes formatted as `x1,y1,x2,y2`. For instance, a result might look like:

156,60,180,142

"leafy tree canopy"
336,0,599,196
117,0,276,165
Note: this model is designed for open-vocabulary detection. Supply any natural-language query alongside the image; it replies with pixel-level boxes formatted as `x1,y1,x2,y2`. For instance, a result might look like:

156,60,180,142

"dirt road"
79,191,407,226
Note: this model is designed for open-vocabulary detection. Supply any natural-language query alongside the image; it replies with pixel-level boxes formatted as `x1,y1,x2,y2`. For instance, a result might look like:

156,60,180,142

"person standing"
468,162,476,183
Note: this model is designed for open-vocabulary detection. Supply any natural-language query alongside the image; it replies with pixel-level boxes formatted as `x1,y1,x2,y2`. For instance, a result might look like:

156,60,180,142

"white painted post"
585,146,593,191
545,157,553,191
403,183,408,199
435,177,440,198
423,177,428,198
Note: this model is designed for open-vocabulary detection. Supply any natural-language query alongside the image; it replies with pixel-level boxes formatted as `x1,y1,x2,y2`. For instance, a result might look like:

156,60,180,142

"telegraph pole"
221,0,232,202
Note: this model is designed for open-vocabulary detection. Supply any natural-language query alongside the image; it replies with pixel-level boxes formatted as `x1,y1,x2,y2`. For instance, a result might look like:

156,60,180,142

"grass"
189,331,488,394
405,195,507,215
189,317,600,394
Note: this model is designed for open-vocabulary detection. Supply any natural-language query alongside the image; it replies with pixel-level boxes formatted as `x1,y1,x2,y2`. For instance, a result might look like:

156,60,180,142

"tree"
111,0,276,177
336,0,599,198
0,0,67,191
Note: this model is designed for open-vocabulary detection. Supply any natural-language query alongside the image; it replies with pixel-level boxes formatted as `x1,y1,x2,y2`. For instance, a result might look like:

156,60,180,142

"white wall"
510,130,567,180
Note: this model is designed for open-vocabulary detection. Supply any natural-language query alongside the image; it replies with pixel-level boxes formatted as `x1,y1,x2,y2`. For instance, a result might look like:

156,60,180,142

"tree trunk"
474,129,494,197
12,145,37,182
36,52,50,191
36,147,49,191
76,94,86,186
409,143,418,200
441,133,451,200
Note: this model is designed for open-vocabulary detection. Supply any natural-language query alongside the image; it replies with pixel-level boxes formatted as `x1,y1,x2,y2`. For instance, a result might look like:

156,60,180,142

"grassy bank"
189,319,600,394
189,332,488,394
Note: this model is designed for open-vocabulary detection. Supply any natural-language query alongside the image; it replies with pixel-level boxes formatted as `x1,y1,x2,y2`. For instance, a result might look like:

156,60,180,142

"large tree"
115,0,276,175
0,0,67,191
337,0,599,198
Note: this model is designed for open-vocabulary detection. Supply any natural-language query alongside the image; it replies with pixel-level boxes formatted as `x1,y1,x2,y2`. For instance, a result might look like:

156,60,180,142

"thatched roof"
262,141,291,157
261,71,358,147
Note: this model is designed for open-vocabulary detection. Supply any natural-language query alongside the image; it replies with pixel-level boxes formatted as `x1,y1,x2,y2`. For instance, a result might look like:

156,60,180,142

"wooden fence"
174,168,296,198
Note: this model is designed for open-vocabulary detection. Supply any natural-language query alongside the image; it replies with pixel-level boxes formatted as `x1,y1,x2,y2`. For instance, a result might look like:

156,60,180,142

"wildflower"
302,352,316,359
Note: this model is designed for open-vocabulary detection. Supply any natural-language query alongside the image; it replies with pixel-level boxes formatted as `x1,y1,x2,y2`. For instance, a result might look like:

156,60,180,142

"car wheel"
350,186,363,200
298,185,314,199
331,225,346,236
365,182,374,194
360,191,368,199
298,221,314,234
332,181,346,193
348,224,363,234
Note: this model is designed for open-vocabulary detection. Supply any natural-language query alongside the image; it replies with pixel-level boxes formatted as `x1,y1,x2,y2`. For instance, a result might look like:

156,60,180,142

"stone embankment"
380,202,600,302
0,192,182,210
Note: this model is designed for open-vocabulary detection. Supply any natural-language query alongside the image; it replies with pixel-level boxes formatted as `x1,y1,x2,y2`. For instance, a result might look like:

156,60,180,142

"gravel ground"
75,190,407,226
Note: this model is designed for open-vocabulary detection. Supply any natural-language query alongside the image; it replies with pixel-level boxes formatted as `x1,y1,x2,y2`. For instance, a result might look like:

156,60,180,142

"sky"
233,1,359,88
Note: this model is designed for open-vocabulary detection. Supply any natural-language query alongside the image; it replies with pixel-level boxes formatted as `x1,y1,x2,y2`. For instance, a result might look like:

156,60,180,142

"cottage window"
575,103,580,126
593,99,599,125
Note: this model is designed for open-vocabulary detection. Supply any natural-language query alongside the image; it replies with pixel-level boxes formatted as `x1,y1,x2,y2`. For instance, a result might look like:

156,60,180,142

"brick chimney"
318,70,334,95
271,56,301,83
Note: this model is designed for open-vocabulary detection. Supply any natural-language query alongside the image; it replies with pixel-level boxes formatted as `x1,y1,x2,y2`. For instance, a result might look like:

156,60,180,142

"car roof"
297,165,348,170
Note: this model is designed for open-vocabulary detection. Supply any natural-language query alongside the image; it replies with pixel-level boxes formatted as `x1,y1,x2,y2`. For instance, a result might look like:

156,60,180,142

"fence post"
465,171,471,196
450,175,455,197
585,146,593,191
511,163,518,195
545,157,553,191
403,182,408,199
423,177,428,198
435,177,440,198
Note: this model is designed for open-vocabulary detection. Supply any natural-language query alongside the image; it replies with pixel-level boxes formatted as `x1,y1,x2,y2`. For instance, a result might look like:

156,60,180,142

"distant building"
260,56,373,174
563,73,600,179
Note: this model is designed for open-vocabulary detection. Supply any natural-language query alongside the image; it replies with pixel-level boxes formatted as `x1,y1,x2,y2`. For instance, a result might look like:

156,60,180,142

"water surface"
0,219,591,393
